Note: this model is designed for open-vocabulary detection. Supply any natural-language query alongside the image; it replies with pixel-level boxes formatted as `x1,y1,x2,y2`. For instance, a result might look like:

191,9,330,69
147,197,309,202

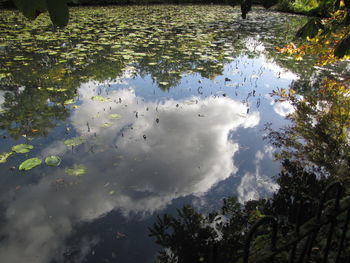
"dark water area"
0,5,348,263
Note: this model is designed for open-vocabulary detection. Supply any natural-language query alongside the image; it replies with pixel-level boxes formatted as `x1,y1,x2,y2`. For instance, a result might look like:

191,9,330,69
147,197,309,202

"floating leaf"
64,137,85,147
19,157,42,170
12,144,33,153
91,96,111,102
0,152,13,163
109,113,122,120
65,164,86,176
64,99,75,105
101,122,113,127
45,156,61,167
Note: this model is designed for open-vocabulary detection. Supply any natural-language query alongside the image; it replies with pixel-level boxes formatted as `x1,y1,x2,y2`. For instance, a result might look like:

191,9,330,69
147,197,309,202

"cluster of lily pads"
0,140,87,176
0,143,61,170
0,6,307,91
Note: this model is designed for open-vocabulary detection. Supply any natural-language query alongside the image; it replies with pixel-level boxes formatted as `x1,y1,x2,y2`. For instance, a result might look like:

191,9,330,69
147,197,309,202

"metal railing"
244,181,350,263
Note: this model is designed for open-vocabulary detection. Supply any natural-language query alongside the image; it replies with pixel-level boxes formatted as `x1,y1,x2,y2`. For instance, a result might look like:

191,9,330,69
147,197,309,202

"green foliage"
266,78,350,181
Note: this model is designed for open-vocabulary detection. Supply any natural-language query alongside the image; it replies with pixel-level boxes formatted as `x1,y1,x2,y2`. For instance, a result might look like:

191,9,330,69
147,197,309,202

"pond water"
0,5,346,263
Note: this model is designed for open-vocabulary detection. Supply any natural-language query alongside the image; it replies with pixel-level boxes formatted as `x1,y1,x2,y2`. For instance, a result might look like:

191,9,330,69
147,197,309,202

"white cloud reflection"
237,147,279,203
0,83,260,263
0,90,6,111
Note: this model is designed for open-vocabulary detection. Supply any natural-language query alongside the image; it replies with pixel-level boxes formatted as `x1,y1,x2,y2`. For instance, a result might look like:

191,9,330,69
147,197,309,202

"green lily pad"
109,113,122,120
0,152,13,163
91,95,111,102
65,164,86,176
11,144,34,153
101,122,113,127
19,157,42,171
64,137,85,147
45,156,61,167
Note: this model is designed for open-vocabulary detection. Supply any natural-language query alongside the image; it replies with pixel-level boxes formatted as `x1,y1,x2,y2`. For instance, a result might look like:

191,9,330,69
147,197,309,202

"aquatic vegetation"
45,155,62,166
65,164,87,176
64,136,85,147
0,151,13,163
11,143,34,153
19,157,42,170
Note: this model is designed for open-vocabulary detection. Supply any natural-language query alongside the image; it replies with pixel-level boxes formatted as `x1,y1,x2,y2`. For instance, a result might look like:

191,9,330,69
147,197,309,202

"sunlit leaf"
0,152,13,163
64,99,75,105
65,164,86,176
91,96,111,102
45,156,61,167
11,144,33,153
19,157,42,170
109,113,122,120
101,122,113,128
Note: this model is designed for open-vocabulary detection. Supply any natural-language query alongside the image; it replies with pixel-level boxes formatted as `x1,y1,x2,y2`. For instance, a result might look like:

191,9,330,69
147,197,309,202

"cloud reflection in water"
0,83,260,263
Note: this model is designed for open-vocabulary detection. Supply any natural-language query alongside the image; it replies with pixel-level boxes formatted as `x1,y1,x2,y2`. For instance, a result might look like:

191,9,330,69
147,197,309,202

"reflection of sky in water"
0,90,5,111
0,57,297,263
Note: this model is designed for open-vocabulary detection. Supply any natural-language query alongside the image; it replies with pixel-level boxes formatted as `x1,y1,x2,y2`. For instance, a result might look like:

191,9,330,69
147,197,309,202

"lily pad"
91,96,111,102
65,164,87,176
45,156,61,167
11,144,33,153
0,152,13,163
101,122,113,127
19,157,42,170
64,137,85,147
109,113,122,120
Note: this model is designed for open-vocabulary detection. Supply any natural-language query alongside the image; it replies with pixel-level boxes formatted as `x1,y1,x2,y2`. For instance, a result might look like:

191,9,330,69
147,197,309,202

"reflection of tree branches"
0,88,69,139
266,77,350,182
149,159,345,263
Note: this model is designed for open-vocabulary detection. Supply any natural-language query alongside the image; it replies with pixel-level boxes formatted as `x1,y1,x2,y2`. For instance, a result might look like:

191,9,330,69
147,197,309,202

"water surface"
0,5,341,263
